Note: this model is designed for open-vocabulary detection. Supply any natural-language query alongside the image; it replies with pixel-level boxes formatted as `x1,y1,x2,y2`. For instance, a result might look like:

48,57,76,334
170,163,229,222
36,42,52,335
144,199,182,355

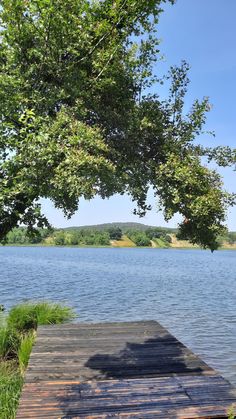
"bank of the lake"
2,243,236,250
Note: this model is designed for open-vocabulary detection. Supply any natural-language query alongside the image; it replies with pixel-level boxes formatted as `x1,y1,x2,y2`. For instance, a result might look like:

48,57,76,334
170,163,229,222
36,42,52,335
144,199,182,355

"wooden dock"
17,321,236,418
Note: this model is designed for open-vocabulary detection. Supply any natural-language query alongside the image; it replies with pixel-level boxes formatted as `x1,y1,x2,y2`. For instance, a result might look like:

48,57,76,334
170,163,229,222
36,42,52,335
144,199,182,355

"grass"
153,238,170,248
0,301,75,418
0,326,20,360
18,333,35,373
7,301,75,332
111,235,136,247
0,362,23,419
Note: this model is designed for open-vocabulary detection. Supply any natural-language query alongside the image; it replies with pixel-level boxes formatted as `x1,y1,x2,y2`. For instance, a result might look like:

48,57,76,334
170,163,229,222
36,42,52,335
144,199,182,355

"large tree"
0,0,235,250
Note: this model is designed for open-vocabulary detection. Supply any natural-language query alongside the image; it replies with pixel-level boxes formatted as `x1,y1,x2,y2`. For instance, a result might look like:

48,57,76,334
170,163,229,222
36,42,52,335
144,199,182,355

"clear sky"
41,0,236,230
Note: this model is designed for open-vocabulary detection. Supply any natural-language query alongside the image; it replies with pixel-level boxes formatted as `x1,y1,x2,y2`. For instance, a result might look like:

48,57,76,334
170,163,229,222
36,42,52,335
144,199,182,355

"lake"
0,247,236,385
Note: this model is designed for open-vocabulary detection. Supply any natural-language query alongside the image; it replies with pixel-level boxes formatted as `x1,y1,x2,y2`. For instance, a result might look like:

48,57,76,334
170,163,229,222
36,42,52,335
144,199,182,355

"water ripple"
0,247,236,384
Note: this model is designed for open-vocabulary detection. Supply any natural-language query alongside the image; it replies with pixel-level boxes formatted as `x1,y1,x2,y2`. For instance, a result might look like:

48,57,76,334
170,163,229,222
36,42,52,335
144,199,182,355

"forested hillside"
63,222,178,233
3,223,236,249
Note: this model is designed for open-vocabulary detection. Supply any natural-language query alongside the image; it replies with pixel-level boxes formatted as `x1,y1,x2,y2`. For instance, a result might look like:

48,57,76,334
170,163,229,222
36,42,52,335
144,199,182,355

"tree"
145,228,167,239
127,231,150,247
6,228,27,244
227,232,236,245
53,231,65,246
0,0,235,250
107,227,123,240
69,232,80,246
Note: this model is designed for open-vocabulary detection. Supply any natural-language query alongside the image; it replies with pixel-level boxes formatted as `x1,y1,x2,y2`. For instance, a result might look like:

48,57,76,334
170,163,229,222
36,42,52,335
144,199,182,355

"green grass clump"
7,301,75,332
0,327,20,360
18,333,35,373
0,301,75,418
0,362,23,419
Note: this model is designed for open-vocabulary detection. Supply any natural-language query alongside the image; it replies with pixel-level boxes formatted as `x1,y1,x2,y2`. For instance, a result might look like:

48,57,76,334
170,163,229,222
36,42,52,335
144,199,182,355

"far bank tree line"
5,226,171,247
4,227,236,247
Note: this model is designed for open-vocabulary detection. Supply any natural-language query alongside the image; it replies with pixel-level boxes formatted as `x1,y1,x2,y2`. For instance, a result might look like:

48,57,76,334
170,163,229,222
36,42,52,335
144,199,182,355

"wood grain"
17,321,236,418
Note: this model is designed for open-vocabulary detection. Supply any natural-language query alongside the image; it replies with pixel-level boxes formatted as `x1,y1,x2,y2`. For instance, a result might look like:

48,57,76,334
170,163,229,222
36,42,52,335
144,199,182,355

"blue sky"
41,0,236,230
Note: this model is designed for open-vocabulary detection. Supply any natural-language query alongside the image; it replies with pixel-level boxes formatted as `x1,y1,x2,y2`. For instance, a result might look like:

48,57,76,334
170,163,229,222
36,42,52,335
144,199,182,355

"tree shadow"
57,332,216,418
84,333,208,379
85,333,209,378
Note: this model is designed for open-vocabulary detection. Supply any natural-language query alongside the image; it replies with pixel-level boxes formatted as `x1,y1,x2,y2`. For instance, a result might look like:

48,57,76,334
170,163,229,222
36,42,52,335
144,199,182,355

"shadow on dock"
57,334,217,418
84,333,209,378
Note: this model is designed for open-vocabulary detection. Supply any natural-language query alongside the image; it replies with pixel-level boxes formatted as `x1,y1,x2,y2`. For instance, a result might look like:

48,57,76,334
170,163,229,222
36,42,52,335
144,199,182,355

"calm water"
0,247,236,384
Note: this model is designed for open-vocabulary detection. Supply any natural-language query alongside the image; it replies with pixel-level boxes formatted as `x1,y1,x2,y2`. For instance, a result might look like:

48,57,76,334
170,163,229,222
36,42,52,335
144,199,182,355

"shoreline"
1,244,236,250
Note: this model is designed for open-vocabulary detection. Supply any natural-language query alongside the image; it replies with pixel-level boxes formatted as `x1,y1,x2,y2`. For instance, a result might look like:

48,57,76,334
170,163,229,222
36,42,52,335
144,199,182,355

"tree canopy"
0,0,235,250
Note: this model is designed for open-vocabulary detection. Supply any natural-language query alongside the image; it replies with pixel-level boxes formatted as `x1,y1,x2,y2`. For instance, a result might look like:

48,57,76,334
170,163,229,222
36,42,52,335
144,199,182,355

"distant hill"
62,222,178,234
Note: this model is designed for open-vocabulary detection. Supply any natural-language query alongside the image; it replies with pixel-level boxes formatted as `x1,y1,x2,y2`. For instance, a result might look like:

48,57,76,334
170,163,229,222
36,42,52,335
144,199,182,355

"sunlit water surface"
1,247,236,384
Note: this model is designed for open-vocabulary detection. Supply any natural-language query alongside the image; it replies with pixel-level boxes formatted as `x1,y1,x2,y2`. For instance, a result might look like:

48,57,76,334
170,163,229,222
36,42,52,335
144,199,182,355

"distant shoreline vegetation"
2,223,236,250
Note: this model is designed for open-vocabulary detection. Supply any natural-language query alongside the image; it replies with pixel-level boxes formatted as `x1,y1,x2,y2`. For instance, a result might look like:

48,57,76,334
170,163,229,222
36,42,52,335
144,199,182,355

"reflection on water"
0,247,236,384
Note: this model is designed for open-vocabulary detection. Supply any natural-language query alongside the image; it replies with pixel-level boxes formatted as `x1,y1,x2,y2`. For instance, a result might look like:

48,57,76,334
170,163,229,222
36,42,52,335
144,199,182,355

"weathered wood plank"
17,321,236,418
